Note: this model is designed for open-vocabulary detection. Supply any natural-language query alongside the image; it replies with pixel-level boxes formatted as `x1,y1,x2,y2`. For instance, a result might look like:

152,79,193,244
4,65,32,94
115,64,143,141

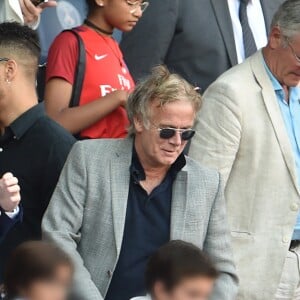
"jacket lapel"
251,51,300,195
210,0,238,66
170,170,188,240
110,139,133,254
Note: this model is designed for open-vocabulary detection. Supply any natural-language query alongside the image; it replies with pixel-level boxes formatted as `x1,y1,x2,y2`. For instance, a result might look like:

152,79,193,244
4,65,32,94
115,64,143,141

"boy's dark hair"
0,22,40,79
4,241,73,300
145,240,218,294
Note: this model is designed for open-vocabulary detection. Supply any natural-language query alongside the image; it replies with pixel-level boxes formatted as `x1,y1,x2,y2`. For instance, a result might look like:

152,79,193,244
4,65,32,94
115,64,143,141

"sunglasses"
156,127,196,141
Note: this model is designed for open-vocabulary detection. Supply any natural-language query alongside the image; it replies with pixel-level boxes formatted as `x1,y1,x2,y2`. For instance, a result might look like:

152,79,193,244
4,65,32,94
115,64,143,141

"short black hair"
0,22,40,80
0,22,40,60
145,240,218,294
4,241,73,299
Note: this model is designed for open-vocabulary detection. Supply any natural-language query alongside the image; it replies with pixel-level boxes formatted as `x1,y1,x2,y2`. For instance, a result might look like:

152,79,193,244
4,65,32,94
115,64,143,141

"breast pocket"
231,230,253,240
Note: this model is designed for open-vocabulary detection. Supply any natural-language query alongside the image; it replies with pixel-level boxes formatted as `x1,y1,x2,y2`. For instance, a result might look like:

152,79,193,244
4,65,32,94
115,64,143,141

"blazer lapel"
170,171,188,240
210,0,238,66
110,139,133,254
251,51,300,195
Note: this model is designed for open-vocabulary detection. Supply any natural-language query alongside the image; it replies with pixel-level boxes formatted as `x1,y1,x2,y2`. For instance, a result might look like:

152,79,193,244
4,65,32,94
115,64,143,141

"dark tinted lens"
159,128,176,139
181,130,195,141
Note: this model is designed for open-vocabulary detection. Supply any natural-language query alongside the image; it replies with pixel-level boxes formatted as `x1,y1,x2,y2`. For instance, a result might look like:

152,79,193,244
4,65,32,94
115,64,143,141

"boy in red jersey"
45,0,148,139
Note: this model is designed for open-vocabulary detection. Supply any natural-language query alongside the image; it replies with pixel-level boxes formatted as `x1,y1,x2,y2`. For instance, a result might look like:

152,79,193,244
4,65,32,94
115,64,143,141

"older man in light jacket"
0,0,56,28
190,0,300,299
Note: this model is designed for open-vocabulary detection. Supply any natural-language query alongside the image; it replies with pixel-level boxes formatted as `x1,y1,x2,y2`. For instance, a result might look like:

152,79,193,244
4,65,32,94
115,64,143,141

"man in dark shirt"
0,22,75,279
43,66,238,300
105,148,186,300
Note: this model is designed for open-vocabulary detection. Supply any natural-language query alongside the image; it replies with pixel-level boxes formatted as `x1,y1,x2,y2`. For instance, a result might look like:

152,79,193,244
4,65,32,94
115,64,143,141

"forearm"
47,94,122,134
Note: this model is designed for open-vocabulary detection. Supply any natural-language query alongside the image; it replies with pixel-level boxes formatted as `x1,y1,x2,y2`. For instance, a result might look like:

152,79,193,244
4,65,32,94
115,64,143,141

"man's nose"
169,131,182,145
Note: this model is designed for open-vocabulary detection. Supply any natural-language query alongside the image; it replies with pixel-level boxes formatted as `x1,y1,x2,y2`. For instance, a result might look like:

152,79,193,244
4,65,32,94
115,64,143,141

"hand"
19,0,57,25
113,90,130,107
0,173,21,212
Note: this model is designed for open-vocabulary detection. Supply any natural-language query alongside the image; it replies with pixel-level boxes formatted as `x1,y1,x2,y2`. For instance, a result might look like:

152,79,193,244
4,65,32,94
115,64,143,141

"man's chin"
287,74,300,87
159,155,178,166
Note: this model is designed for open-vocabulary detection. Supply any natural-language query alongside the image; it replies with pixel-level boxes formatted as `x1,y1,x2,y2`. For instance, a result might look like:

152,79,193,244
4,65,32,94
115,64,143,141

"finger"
19,0,31,15
19,0,37,23
10,195,21,206
22,0,41,22
2,173,14,180
23,0,39,14
7,185,21,194
19,0,26,11
3,176,19,187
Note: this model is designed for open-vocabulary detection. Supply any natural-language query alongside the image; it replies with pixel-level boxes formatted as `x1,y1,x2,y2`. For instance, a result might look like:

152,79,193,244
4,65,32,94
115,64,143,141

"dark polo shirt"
105,147,186,300
0,103,75,279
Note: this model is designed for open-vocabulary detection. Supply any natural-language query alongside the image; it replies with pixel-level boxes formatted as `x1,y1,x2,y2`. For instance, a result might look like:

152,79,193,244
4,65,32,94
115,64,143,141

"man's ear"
269,26,284,50
5,60,18,83
133,116,144,133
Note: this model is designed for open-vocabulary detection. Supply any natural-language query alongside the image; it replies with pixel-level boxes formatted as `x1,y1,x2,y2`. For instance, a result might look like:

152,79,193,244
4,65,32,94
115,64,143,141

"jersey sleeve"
46,31,79,85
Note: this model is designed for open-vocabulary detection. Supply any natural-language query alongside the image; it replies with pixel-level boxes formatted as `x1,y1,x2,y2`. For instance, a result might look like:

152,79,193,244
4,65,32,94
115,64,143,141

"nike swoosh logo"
95,54,108,61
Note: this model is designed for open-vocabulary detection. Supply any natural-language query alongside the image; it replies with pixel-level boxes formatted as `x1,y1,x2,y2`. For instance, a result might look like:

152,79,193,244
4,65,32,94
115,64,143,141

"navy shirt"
0,104,75,279
105,148,186,300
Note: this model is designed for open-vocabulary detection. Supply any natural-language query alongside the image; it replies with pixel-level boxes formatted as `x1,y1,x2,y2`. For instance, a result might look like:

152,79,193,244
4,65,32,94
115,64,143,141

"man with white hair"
43,66,238,300
190,0,300,298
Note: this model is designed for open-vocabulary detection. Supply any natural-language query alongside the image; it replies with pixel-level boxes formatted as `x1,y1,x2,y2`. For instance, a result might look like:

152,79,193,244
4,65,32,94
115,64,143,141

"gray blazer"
189,51,300,299
42,138,238,300
121,0,284,92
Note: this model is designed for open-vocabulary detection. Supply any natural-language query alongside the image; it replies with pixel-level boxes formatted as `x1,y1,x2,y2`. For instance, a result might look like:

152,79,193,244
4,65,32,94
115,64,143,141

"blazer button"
283,236,290,244
290,203,299,212
107,270,113,278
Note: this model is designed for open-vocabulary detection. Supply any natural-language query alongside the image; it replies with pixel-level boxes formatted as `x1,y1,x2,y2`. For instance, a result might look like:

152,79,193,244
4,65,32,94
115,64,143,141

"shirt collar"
8,103,45,140
130,145,186,182
262,58,283,92
263,57,300,103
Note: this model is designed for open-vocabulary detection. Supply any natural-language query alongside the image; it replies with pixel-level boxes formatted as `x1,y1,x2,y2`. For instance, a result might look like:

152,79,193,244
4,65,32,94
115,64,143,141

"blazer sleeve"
203,174,239,300
189,82,242,185
42,142,104,300
120,0,179,81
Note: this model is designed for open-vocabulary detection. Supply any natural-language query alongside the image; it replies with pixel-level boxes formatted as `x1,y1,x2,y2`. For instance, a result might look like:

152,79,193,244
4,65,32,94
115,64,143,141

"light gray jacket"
42,138,238,300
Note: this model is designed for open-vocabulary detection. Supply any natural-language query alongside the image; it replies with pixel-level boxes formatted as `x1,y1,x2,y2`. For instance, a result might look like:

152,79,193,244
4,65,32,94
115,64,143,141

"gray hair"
126,65,202,136
271,0,300,39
